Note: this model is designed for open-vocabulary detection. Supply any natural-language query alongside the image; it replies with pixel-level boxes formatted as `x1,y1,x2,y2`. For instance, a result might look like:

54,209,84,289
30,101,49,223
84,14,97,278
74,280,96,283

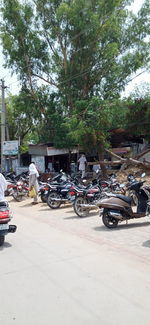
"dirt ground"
115,165,150,185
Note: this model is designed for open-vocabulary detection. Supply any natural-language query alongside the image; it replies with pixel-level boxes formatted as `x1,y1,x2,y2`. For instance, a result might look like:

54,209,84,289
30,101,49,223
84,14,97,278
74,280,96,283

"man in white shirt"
0,173,8,201
78,154,87,178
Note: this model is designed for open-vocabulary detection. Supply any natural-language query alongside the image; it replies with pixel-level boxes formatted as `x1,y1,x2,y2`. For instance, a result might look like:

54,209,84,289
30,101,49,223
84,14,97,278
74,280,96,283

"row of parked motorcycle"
4,169,150,230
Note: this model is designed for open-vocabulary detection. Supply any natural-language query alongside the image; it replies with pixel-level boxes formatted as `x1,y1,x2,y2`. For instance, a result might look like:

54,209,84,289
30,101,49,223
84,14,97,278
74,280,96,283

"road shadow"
39,208,52,211
65,209,98,215
64,215,82,220
58,205,72,210
7,198,17,203
64,211,97,220
18,202,48,208
9,197,29,203
19,202,36,208
64,209,75,214
0,242,12,251
94,221,150,232
142,240,150,248
39,205,72,211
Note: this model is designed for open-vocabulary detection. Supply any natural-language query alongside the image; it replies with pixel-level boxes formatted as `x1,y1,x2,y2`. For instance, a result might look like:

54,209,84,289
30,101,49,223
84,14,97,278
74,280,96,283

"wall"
31,155,45,173
139,152,150,162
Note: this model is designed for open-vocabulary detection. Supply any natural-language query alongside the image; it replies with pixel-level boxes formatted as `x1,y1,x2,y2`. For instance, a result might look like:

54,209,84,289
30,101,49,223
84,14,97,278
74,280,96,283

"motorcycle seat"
0,201,8,207
57,184,71,190
115,194,132,205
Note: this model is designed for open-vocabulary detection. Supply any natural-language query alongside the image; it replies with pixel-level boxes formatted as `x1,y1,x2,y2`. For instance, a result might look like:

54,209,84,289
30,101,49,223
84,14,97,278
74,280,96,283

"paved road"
0,197,150,325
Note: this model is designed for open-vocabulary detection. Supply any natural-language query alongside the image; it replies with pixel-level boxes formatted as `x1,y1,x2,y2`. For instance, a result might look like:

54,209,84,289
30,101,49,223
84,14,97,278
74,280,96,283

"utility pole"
1,79,6,172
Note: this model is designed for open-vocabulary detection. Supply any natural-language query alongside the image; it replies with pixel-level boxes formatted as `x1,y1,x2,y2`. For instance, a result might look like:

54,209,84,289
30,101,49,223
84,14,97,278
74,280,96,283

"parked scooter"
97,173,150,228
0,201,17,246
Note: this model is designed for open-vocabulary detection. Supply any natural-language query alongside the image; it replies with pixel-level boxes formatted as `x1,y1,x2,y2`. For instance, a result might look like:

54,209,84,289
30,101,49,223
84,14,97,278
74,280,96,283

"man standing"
29,162,39,204
0,173,8,201
78,154,87,178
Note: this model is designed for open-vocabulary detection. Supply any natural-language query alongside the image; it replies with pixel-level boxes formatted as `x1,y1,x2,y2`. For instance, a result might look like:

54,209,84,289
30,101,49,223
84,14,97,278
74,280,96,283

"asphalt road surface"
1,197,150,325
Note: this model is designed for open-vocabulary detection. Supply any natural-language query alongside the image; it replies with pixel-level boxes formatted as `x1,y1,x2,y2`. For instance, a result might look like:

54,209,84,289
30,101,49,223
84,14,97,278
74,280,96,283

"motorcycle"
46,182,77,209
72,179,107,217
12,177,29,202
97,173,150,228
0,201,17,246
38,182,49,203
72,174,123,218
45,171,84,208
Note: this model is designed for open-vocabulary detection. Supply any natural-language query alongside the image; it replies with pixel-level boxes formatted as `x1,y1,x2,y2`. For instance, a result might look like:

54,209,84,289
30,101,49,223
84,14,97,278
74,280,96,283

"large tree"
1,0,149,104
0,0,150,175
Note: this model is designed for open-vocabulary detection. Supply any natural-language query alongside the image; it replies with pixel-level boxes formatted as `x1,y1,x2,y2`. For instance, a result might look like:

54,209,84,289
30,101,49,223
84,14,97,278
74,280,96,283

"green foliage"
0,0,150,157
1,0,150,102
64,98,116,152
124,95,150,140
6,89,40,152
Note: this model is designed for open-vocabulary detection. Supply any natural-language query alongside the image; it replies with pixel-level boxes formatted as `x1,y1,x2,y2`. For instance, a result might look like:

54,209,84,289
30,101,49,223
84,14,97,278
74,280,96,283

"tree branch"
32,73,58,88
105,148,150,170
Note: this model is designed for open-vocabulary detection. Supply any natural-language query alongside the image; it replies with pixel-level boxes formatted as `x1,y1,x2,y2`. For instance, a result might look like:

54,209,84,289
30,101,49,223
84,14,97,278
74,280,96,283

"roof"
112,147,130,154
29,142,53,147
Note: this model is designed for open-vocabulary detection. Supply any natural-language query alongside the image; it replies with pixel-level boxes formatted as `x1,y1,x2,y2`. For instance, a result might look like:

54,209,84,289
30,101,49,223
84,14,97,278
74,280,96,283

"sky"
0,0,149,97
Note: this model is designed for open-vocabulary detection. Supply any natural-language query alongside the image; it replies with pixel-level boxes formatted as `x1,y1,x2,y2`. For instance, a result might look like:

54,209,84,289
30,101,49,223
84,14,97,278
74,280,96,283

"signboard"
47,147,69,156
47,147,78,156
3,141,19,156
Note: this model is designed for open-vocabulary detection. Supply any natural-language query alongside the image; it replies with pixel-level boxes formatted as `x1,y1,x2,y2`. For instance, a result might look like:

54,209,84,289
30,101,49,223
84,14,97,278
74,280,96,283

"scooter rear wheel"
102,209,118,228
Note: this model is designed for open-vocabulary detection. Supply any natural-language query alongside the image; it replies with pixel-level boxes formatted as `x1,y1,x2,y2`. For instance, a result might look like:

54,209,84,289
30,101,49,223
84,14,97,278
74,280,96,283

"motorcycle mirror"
120,183,125,188
141,172,146,178
127,174,134,181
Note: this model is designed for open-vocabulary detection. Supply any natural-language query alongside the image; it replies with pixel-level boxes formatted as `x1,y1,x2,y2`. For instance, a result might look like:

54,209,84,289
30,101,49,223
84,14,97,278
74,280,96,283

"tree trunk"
98,149,108,179
67,150,71,173
105,149,150,170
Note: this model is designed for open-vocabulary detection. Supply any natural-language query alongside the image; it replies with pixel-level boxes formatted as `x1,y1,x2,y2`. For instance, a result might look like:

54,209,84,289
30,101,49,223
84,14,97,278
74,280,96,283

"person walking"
78,154,87,179
29,162,39,204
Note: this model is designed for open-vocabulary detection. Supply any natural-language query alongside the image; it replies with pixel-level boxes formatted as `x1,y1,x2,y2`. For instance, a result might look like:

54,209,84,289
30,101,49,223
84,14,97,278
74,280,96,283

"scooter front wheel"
0,235,5,246
102,209,118,229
